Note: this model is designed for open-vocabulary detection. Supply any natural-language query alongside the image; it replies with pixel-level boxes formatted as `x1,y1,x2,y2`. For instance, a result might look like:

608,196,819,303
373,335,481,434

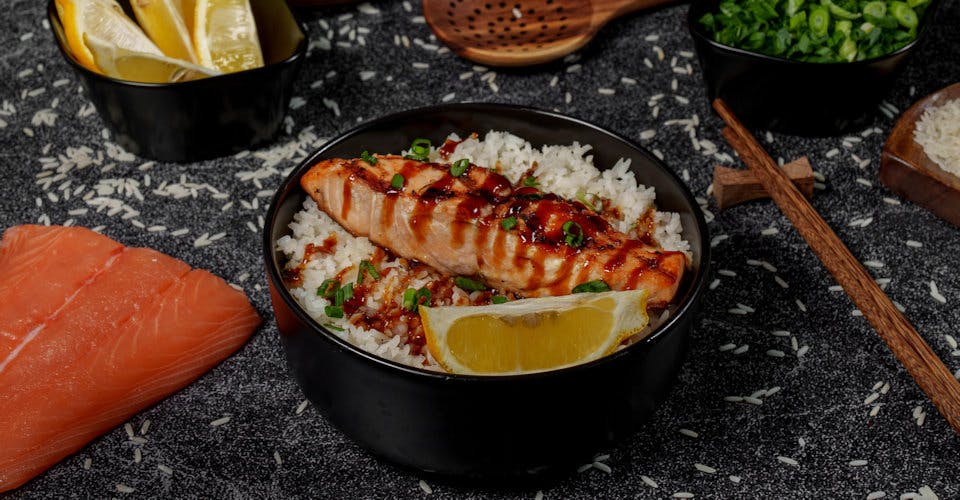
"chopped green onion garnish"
324,305,344,318
317,279,340,298
356,260,381,285
454,276,486,292
572,280,611,294
334,283,354,306
403,138,432,161
402,288,416,311
402,287,432,312
416,287,432,307
575,189,598,212
450,158,469,177
562,220,584,247
323,322,345,331
360,150,377,165
391,174,405,189
491,295,508,304
890,1,918,28
522,176,540,188
501,216,517,230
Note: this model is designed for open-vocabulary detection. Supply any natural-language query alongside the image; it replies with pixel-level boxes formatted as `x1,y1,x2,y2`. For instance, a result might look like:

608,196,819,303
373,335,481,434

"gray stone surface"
2,0,959,498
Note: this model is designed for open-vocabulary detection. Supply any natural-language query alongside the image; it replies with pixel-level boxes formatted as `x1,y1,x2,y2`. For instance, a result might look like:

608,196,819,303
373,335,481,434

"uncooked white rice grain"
274,451,283,465
719,343,736,352
733,345,749,355
133,448,142,464
577,463,593,473
116,484,135,494
641,475,659,488
83,458,92,470
673,493,695,499
419,479,433,494
710,279,721,290
848,460,868,467
158,464,173,475
210,416,232,427
766,350,785,358
729,475,741,483
929,281,947,304
946,335,958,350
594,462,612,473
718,269,736,277
796,299,807,312
124,423,134,438
864,393,880,405
296,400,310,415
772,330,791,337
797,345,810,357
881,383,891,394
777,456,799,466
679,428,700,438
724,396,744,402
744,396,763,405
918,486,937,499
535,491,543,500
867,492,886,499
870,404,881,417
695,463,716,474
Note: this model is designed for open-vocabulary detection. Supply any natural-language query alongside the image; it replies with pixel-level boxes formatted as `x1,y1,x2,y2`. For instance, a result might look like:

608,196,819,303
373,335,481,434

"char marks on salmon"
300,155,686,305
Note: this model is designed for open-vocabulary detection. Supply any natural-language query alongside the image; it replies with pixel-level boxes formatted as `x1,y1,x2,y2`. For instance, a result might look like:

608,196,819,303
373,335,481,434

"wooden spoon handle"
593,0,682,27
714,98,960,435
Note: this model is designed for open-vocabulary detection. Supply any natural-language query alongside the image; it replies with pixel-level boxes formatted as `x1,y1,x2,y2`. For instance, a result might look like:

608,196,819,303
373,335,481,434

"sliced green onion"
317,279,340,298
562,220,584,247
323,322,345,331
403,138,432,161
416,287,432,308
491,295,508,304
334,282,354,306
522,176,540,188
402,288,417,311
356,260,381,285
808,7,831,36
324,305,344,318
890,1,918,28
824,0,861,19
501,216,518,230
391,174,405,189
572,280,611,294
360,150,377,165
450,159,469,177
575,189,598,212
402,287,432,312
862,1,886,19
454,276,486,292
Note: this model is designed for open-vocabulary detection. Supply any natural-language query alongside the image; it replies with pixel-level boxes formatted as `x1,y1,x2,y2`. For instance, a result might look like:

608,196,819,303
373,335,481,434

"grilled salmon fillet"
300,155,686,306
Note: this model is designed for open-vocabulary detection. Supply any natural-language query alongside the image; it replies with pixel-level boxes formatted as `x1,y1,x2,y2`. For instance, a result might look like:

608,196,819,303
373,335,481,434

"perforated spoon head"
423,0,675,67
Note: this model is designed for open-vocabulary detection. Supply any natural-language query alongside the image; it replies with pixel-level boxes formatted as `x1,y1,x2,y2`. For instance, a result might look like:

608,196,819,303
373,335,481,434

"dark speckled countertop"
2,0,959,498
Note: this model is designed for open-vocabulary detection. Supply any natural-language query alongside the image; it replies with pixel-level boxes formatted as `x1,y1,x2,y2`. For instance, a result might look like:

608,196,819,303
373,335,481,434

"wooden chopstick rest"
713,157,814,210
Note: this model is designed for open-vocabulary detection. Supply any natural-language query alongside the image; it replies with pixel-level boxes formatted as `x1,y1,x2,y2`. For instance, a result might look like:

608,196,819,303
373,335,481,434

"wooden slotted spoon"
423,0,677,67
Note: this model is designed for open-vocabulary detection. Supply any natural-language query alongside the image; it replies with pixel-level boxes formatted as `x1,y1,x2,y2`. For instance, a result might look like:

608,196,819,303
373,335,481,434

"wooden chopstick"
713,98,960,434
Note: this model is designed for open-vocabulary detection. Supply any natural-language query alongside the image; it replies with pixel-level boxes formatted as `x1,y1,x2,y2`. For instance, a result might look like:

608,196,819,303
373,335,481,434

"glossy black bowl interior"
46,0,306,162
687,0,941,136
263,103,711,481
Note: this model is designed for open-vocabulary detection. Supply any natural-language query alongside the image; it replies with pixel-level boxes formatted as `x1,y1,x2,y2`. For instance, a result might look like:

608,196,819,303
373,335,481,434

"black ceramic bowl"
687,0,941,136
46,0,306,162
263,103,711,481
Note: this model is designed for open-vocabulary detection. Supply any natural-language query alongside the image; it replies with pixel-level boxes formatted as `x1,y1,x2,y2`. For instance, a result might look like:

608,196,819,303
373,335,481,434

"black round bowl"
263,103,711,481
687,0,941,136
46,0,306,162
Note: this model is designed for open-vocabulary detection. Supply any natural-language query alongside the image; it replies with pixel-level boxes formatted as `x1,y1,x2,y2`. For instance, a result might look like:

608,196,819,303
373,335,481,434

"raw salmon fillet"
0,225,260,492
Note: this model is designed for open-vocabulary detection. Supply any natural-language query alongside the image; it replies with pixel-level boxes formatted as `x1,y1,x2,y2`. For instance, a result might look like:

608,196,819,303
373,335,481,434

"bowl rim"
45,0,308,88
686,0,941,66
263,102,712,382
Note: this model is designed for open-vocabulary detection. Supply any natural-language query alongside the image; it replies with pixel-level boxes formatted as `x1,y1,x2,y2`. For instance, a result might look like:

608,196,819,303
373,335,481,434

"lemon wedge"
55,0,162,72
129,0,198,63
192,0,264,73
85,33,220,83
420,290,650,375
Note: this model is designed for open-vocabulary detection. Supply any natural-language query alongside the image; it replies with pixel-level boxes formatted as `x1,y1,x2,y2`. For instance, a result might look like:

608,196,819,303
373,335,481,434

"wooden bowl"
879,83,960,228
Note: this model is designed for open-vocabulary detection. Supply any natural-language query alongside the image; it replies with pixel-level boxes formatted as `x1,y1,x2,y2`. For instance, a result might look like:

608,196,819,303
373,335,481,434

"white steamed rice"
276,130,690,369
